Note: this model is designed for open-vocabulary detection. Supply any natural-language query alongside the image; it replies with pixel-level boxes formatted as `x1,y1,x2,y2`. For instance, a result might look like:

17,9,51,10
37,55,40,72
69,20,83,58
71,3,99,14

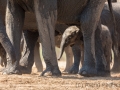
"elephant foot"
41,66,61,76
68,65,79,74
97,70,110,77
19,60,32,74
79,66,110,77
79,66,96,77
2,64,21,75
2,68,20,75
19,66,31,74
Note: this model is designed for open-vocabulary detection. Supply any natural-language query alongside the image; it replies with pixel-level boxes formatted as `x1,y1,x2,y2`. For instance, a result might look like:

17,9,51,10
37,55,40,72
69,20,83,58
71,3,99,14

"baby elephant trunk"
58,37,66,60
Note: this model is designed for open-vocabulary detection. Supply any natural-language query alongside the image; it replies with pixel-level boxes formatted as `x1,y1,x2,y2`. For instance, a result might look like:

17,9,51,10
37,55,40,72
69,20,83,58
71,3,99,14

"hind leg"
19,30,39,74
34,42,43,72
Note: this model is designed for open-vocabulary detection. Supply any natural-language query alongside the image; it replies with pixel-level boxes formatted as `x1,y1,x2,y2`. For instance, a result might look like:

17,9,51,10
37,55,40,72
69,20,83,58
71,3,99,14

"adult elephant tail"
108,0,118,56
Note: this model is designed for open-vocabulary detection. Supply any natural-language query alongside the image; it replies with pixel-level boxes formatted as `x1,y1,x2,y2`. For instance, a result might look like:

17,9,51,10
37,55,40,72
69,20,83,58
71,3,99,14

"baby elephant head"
58,26,80,60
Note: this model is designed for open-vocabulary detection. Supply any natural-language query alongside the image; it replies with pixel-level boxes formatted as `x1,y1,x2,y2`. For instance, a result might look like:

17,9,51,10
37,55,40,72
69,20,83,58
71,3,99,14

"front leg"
4,0,25,74
34,0,61,76
69,44,81,74
79,0,106,77
19,30,39,74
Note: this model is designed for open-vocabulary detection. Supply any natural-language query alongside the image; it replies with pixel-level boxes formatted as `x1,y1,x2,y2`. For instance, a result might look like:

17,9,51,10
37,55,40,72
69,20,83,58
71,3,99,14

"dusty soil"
0,61,120,90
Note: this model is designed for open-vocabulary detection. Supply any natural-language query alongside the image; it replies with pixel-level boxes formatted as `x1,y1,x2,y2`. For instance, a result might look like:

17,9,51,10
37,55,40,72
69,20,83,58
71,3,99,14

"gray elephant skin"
0,1,73,74
21,24,74,73
2,0,115,77
0,1,17,74
101,2,120,72
59,25,112,74
59,2,120,74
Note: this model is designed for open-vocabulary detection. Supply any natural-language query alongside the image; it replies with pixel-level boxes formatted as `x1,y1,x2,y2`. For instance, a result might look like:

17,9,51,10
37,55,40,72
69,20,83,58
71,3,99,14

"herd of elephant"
0,0,119,77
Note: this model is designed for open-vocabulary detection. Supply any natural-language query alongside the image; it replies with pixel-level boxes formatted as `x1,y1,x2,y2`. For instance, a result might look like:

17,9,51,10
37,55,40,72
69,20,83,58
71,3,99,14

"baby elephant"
59,25,112,75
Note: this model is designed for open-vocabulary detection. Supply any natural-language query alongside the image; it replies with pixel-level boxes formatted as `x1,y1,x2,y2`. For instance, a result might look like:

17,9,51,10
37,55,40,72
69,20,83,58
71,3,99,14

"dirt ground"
0,61,120,90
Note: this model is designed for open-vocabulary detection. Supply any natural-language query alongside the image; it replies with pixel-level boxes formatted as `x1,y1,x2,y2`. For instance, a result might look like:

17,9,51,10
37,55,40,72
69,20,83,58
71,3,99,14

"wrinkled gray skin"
0,0,73,74
60,2,120,74
5,0,113,77
0,1,17,74
19,0,118,75
101,25,112,72
21,24,73,73
59,25,112,74
1,11,73,73
101,2,120,72
34,35,73,72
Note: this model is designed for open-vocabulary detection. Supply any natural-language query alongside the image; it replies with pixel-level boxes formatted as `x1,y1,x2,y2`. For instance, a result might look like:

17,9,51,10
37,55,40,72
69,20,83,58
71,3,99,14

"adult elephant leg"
64,46,73,72
0,15,16,69
19,30,39,74
4,1,24,74
34,0,61,76
34,42,43,72
69,44,81,74
79,0,106,77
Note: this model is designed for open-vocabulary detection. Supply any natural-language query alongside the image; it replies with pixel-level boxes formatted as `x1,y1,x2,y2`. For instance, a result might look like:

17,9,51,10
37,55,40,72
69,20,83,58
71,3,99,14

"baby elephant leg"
101,25,112,74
